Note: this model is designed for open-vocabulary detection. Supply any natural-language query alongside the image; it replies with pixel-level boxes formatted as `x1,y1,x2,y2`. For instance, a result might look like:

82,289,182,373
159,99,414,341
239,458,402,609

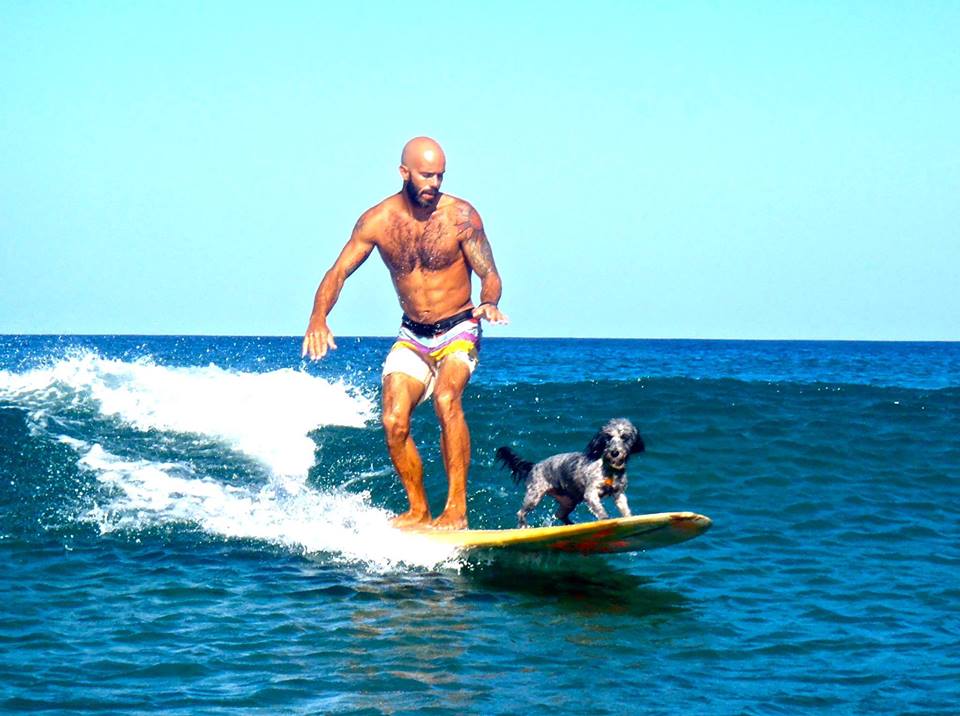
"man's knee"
382,406,411,443
433,386,464,421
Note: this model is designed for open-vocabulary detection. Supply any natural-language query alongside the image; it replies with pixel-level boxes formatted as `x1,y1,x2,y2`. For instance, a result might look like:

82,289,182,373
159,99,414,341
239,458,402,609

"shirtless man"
302,137,508,530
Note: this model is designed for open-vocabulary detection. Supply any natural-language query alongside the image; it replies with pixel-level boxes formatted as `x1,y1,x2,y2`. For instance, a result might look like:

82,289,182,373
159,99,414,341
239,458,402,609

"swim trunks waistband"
401,308,476,338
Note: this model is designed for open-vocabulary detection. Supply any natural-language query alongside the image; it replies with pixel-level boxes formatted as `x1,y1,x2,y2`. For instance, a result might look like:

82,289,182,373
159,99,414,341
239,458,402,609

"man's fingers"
302,331,331,361
488,307,508,324
474,305,509,325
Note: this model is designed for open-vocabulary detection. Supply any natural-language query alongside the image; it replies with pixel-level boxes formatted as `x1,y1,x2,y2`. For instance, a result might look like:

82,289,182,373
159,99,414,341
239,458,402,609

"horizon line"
2,333,958,344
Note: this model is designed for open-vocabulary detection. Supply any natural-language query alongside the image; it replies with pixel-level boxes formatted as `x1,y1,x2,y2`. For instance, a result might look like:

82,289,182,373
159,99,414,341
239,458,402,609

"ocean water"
1,335,958,714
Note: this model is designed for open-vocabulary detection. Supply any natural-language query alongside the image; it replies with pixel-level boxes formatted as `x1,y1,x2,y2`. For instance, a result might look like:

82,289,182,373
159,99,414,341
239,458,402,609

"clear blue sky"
2,2,957,340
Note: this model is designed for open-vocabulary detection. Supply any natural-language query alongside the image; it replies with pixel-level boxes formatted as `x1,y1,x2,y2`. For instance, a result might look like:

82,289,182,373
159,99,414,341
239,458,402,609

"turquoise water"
2,337,958,714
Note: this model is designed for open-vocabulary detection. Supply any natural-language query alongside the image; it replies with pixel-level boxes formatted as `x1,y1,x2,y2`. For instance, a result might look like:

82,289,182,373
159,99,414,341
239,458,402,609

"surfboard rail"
409,511,712,555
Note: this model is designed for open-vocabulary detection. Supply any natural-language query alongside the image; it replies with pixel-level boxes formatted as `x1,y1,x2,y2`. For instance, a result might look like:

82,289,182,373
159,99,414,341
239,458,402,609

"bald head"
399,137,446,209
401,136,446,168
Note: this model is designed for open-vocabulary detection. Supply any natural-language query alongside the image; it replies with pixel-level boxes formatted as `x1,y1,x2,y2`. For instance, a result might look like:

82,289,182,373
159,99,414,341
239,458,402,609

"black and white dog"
496,418,645,527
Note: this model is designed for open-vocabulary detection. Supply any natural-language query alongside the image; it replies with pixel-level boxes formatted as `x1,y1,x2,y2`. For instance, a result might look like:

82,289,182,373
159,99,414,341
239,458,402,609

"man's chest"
378,214,463,274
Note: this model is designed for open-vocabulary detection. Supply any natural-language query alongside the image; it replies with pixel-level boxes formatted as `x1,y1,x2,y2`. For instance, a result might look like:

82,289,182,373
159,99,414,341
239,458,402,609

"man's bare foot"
429,510,468,530
390,510,431,529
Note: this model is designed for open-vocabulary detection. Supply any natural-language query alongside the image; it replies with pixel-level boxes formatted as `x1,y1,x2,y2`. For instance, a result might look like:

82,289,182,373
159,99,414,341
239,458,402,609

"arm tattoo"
457,207,496,277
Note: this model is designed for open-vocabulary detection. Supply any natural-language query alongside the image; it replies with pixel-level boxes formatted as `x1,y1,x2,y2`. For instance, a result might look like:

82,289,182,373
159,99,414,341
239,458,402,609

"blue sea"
1,336,958,714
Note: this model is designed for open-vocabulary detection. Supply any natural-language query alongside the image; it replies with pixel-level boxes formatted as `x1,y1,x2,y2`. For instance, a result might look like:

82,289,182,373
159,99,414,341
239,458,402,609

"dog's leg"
614,492,631,518
517,485,547,528
583,488,609,521
554,496,576,525
516,508,529,528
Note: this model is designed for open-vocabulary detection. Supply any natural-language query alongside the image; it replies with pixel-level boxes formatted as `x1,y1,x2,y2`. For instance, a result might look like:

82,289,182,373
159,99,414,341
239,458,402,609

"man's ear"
399,164,410,182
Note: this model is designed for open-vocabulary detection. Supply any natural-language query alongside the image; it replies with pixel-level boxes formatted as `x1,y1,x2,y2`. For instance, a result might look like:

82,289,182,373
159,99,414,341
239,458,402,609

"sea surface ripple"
1,336,958,714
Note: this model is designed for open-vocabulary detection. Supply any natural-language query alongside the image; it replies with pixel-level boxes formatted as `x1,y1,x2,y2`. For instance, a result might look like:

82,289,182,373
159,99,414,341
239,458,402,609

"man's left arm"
457,205,509,325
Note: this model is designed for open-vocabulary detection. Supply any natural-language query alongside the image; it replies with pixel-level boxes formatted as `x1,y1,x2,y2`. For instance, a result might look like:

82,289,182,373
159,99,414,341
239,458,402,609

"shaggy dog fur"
496,418,645,527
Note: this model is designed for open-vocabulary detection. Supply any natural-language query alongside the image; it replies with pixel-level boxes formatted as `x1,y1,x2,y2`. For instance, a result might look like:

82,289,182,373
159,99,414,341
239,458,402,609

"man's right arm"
302,216,376,360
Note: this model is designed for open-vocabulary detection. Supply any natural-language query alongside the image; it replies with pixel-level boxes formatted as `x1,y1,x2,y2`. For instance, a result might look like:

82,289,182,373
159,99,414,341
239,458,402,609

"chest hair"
383,213,460,274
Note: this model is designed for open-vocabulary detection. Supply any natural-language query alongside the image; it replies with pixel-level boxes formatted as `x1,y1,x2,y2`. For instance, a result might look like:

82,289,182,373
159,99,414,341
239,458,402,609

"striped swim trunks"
382,308,481,402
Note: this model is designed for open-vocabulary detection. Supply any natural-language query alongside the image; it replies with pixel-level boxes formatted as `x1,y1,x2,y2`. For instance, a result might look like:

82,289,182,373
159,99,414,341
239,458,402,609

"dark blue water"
2,337,959,714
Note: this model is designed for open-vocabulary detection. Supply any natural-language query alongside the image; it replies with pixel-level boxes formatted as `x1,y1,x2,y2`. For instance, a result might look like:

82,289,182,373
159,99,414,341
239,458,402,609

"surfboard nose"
672,511,712,534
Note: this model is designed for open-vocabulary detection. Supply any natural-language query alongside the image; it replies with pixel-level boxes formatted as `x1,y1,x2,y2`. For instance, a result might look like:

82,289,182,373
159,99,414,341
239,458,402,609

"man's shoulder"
438,193,475,211
439,194,482,222
353,195,402,236
361,194,402,219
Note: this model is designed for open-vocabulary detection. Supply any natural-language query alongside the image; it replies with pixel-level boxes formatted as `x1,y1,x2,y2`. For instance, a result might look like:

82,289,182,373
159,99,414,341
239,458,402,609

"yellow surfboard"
413,511,711,555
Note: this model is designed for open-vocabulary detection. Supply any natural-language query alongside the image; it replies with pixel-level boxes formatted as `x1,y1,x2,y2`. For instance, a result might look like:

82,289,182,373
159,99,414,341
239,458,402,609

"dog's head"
585,418,645,470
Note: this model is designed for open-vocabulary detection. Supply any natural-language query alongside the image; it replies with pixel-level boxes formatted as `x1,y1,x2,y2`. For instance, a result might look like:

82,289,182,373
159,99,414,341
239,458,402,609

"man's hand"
302,319,337,360
472,303,509,325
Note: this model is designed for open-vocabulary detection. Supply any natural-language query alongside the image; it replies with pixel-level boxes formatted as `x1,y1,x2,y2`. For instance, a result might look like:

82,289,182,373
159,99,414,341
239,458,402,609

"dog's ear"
586,431,608,460
630,432,646,454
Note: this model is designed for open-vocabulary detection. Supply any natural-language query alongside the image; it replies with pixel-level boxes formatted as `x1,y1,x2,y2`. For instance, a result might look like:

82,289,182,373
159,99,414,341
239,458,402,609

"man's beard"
404,181,437,208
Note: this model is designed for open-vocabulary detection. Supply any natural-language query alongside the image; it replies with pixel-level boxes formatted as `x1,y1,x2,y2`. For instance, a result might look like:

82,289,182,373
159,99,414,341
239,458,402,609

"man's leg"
430,358,473,529
382,372,429,528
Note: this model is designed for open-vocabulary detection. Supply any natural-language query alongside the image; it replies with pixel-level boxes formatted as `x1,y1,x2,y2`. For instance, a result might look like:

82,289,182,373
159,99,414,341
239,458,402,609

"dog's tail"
495,446,534,485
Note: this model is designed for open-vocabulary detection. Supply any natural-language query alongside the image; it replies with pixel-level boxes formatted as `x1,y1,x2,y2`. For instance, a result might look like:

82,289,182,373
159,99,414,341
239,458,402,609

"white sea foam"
2,351,459,570
78,443,460,570
0,350,375,475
